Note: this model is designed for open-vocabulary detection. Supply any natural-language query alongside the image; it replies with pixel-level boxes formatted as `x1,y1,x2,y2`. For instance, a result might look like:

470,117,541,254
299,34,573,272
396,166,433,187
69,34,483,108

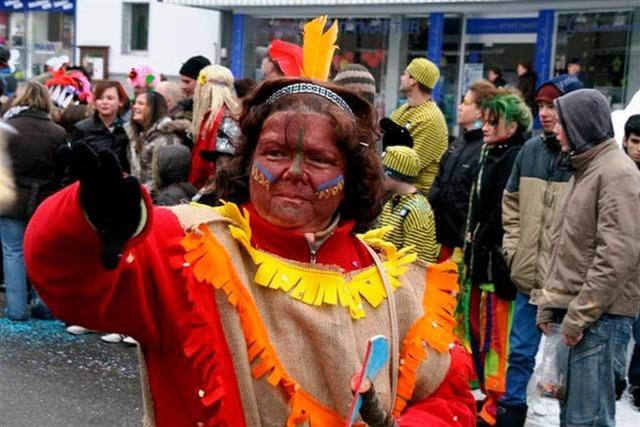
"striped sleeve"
403,206,440,263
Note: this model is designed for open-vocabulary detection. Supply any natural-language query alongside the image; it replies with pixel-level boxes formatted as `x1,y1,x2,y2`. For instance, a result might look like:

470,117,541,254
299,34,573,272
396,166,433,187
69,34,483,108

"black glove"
379,118,414,150
490,246,517,301
69,142,142,269
358,380,398,427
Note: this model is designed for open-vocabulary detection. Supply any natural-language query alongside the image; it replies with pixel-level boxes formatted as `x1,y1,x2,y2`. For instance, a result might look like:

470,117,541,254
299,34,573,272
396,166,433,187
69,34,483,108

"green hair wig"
484,92,533,132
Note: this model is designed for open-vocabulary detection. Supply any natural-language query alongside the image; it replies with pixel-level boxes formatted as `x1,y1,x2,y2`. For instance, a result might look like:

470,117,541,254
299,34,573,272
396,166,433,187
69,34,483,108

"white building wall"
76,0,221,78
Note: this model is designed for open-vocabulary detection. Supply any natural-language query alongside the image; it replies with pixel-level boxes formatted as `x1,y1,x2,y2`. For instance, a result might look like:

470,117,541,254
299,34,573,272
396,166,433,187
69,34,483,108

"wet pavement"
0,297,142,426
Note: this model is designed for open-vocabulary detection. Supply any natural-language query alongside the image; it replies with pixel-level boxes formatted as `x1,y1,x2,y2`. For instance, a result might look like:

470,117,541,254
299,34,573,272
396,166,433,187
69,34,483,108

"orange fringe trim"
391,260,459,417
182,224,458,425
183,224,345,426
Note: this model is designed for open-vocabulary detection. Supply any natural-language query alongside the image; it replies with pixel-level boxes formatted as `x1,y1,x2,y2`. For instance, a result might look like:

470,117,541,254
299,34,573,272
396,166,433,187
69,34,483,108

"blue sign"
534,10,555,88
1,0,75,12
428,13,444,102
231,14,245,79
466,18,538,34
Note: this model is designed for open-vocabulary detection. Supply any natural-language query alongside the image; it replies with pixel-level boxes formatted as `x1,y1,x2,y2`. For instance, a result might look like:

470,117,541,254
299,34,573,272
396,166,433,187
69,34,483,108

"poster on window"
462,63,484,96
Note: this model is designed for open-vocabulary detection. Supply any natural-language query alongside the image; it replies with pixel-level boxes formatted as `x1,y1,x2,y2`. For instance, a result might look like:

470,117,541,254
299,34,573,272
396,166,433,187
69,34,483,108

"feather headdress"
267,15,339,82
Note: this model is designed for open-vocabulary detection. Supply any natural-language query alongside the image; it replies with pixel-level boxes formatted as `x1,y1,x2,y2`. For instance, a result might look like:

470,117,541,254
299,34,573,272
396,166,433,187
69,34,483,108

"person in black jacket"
429,80,496,258
460,90,532,426
516,60,538,117
1,81,66,320
71,81,130,173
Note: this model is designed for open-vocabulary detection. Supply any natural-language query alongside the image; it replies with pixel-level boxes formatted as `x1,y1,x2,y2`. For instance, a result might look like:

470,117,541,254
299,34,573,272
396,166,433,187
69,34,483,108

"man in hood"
531,89,640,426
497,74,582,426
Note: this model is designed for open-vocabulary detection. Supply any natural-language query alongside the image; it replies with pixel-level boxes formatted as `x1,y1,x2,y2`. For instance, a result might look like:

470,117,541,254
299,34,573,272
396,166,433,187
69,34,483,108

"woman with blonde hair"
1,81,66,320
189,64,241,189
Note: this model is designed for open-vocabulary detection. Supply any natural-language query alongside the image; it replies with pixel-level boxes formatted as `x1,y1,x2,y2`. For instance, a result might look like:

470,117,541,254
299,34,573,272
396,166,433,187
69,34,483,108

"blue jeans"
561,314,633,427
501,291,542,406
629,315,640,387
0,217,28,320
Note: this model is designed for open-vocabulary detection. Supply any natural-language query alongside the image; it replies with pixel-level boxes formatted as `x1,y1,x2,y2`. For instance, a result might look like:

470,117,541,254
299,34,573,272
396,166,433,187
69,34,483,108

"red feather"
268,39,303,77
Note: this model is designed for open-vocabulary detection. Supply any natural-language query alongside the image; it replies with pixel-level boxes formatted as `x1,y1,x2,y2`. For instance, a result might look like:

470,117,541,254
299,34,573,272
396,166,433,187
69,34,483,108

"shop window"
403,16,463,129
122,2,149,53
248,17,389,112
555,11,634,107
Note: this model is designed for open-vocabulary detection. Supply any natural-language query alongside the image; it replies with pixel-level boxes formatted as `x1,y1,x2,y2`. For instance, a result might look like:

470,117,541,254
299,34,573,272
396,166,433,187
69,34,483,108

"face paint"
315,174,345,199
251,162,276,190
291,126,305,176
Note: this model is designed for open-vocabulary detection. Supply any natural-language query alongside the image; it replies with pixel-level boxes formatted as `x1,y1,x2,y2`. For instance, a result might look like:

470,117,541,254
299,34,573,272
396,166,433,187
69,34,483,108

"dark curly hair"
215,77,383,230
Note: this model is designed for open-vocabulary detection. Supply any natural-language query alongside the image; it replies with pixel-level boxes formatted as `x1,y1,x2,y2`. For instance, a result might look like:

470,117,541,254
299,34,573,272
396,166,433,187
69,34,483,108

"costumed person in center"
457,90,532,426
189,64,241,189
24,16,475,427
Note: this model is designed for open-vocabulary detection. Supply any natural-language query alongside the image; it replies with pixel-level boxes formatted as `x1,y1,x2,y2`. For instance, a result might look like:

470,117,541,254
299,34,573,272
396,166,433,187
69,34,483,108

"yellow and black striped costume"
390,101,448,194
379,192,439,263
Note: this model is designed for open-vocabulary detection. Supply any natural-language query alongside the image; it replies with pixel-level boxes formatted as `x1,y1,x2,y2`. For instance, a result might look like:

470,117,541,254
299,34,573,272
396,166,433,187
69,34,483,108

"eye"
308,155,333,166
266,150,287,159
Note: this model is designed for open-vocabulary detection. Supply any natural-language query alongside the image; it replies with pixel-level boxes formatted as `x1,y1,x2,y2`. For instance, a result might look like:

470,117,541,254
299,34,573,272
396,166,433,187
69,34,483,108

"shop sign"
466,18,538,34
1,0,75,12
34,41,62,54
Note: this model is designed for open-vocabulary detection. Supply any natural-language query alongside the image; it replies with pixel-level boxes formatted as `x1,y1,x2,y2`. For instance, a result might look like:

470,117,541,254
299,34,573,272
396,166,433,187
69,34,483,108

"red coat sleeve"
24,183,182,346
397,345,476,427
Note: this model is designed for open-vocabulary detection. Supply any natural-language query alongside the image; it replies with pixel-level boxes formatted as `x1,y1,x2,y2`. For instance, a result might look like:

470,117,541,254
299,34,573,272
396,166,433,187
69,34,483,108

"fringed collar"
215,202,416,320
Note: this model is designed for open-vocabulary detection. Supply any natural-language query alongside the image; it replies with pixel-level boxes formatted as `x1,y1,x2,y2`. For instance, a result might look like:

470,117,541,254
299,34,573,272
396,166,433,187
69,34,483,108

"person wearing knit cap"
333,63,376,106
174,55,212,123
179,55,212,98
497,73,583,426
384,57,448,195
378,146,439,263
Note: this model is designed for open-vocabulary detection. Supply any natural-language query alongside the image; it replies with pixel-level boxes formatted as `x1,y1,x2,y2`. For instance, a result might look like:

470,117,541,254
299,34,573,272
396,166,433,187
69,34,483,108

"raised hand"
69,142,142,269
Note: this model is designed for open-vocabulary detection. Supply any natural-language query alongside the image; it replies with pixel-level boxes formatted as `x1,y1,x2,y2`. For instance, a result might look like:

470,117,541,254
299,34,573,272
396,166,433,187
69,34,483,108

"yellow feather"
302,16,339,81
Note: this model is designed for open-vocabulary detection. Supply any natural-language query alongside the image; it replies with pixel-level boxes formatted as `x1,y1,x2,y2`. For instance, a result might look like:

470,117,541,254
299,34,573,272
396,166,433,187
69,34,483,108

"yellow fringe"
213,202,416,320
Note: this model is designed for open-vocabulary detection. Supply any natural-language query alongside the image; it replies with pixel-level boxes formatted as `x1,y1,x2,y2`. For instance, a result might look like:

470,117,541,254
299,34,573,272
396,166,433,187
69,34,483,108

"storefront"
0,0,75,80
172,1,640,131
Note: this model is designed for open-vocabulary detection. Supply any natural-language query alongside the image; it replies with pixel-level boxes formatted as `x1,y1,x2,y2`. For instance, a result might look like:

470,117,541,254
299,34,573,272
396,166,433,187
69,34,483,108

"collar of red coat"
242,203,373,272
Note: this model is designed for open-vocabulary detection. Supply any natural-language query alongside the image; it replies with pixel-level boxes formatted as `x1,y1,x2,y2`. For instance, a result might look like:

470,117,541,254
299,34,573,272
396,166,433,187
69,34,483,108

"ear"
506,121,518,137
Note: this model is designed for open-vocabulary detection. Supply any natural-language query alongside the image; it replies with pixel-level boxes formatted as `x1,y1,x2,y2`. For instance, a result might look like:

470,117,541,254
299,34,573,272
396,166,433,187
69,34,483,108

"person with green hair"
457,90,532,426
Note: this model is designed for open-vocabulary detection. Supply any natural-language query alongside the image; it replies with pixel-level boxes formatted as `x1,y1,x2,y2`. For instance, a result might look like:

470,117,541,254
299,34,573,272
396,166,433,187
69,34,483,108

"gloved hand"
379,118,414,150
351,376,398,427
68,142,142,269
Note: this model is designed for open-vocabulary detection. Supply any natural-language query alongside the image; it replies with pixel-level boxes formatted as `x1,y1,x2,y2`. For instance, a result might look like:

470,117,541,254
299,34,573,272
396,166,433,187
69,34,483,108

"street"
0,315,142,426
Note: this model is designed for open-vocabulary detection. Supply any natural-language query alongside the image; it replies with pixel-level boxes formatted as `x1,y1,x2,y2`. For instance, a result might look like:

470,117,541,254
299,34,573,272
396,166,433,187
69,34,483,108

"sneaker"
100,333,125,343
66,325,95,335
122,335,139,346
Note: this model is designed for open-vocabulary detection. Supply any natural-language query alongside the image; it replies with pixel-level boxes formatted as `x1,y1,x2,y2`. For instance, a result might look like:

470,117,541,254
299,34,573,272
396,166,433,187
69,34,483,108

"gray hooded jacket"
531,89,640,339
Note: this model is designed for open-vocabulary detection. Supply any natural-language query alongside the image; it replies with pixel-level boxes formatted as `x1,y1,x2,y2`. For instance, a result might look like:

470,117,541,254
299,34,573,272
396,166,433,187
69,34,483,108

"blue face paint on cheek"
251,162,277,190
315,175,345,199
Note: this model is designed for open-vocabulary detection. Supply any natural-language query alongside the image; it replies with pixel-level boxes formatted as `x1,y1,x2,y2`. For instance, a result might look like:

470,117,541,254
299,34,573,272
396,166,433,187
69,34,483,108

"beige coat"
531,140,640,339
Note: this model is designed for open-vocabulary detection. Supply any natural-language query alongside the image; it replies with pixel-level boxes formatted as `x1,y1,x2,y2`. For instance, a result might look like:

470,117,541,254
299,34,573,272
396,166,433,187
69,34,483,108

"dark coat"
466,131,525,286
517,72,538,115
72,112,130,173
153,144,196,206
429,128,483,248
3,108,66,219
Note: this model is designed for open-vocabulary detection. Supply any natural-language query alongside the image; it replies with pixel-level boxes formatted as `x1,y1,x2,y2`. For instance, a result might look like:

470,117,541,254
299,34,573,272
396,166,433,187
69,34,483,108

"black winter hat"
179,55,211,79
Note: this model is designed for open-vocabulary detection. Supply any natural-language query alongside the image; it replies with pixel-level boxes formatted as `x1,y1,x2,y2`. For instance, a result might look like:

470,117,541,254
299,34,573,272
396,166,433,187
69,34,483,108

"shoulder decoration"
392,260,459,416
214,202,416,320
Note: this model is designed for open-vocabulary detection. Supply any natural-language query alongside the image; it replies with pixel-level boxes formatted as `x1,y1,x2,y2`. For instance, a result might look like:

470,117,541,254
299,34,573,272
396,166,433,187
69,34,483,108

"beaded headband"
264,83,354,115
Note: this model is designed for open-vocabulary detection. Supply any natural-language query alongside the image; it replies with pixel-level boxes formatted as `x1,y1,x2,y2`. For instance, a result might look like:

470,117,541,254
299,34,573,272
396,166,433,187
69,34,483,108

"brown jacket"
531,140,640,339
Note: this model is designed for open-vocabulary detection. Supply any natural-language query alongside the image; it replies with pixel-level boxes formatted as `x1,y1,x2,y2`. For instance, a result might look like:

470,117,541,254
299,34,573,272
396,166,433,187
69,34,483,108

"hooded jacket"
531,89,640,339
153,144,197,206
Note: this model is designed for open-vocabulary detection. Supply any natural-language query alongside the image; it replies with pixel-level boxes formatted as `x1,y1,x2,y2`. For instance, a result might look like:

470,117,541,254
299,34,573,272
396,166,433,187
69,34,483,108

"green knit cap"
406,58,440,89
383,146,421,182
